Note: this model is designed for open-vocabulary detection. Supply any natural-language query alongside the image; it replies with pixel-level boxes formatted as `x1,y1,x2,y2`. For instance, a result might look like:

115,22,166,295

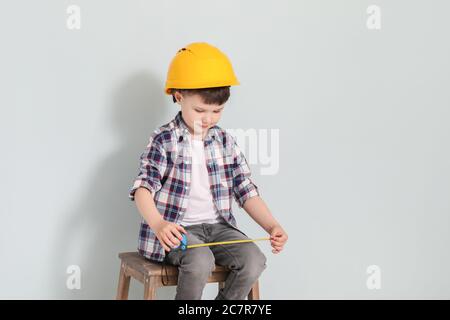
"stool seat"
116,251,260,300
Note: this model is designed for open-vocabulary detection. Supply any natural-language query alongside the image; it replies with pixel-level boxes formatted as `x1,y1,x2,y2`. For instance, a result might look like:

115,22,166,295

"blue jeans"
163,221,267,300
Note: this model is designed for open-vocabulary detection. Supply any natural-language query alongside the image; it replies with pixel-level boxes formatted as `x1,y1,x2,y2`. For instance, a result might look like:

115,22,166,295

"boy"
129,42,288,300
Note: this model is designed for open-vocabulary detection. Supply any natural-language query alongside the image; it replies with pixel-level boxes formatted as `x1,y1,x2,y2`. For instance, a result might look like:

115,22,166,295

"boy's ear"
173,91,183,104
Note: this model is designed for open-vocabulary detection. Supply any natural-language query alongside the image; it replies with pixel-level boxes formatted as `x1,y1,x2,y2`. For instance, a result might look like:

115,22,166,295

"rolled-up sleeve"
128,136,167,201
231,139,260,208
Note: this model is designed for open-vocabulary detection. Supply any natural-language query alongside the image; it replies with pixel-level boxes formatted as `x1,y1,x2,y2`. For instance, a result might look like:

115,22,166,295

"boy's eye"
194,109,222,113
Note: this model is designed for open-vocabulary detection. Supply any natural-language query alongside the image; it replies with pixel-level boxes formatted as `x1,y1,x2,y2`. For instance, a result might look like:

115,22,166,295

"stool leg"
247,280,260,300
144,276,157,300
116,262,131,300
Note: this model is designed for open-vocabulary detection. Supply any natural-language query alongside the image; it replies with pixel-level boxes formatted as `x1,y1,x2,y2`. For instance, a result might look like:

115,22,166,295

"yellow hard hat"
164,42,240,95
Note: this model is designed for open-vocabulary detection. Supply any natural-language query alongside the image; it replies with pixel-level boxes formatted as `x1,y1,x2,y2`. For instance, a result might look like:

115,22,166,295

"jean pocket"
164,248,182,266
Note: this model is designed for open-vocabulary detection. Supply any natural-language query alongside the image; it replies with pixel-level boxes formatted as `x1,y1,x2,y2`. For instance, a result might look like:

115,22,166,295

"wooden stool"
116,252,260,300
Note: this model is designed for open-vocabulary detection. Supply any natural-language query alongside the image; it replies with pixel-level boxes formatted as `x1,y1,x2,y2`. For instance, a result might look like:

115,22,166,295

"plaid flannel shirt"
128,111,260,262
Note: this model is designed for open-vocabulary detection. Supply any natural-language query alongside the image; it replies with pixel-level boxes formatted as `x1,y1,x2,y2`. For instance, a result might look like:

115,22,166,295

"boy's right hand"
152,219,187,252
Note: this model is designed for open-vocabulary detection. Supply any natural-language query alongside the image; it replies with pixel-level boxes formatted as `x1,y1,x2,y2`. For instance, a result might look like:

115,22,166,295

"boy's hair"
169,86,230,105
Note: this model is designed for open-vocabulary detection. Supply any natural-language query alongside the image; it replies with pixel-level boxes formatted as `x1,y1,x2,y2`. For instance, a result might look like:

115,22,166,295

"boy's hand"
153,219,187,252
269,225,288,254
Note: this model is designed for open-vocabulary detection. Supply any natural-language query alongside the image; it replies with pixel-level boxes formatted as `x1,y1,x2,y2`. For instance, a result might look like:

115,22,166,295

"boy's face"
174,91,225,140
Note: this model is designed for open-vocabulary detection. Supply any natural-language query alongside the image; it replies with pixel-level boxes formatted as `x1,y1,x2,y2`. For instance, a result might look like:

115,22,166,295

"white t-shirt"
181,134,222,226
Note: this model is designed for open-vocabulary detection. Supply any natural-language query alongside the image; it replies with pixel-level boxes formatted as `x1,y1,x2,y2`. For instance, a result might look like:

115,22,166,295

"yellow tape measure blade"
187,237,270,249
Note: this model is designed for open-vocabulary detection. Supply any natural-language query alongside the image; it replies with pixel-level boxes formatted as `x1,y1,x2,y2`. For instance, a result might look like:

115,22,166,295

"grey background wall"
1,0,449,299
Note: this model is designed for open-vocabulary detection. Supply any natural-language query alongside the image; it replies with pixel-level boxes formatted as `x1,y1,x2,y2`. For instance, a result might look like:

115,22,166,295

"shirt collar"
174,110,222,144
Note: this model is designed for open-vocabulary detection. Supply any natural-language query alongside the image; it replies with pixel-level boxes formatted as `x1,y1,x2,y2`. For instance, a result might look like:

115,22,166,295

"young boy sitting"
129,42,288,300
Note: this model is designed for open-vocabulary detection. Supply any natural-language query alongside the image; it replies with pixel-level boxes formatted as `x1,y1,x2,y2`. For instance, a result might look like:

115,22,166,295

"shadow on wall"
49,72,178,299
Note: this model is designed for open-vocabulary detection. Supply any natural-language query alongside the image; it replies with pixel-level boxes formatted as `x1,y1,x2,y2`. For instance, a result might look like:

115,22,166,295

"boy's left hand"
269,225,288,254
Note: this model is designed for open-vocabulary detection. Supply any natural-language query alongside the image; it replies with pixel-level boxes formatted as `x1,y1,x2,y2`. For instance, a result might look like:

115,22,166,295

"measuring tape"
173,234,270,251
